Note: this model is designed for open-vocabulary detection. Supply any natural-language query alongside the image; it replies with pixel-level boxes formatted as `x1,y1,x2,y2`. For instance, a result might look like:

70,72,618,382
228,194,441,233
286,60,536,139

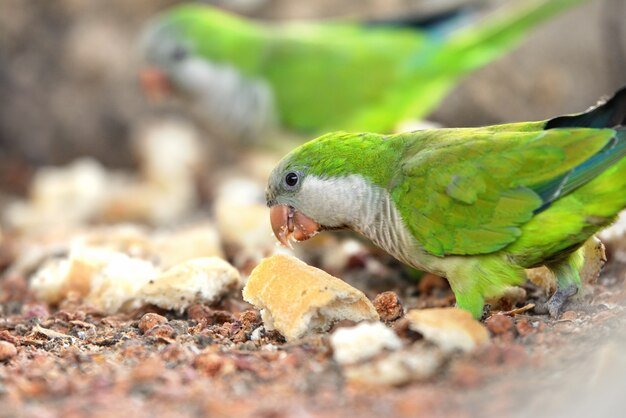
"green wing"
162,0,584,134
392,127,616,257
344,0,586,132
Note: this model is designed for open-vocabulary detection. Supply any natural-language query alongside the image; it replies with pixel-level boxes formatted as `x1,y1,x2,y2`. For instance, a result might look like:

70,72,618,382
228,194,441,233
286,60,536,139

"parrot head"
138,5,275,142
266,161,324,248
266,132,394,247
138,15,210,102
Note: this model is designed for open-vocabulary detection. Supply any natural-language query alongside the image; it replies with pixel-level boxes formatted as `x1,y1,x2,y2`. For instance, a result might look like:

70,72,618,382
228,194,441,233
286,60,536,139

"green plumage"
151,0,583,134
270,87,626,318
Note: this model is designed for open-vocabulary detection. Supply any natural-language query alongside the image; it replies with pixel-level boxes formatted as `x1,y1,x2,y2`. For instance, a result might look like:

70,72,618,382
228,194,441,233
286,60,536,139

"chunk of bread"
406,308,489,353
243,254,379,342
139,257,241,312
330,322,402,365
30,245,158,312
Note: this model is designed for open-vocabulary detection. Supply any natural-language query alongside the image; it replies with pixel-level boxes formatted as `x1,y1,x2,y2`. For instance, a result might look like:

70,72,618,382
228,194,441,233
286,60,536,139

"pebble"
485,314,514,335
373,292,404,323
145,324,176,340
0,341,17,361
515,319,537,337
138,313,168,333
560,310,578,321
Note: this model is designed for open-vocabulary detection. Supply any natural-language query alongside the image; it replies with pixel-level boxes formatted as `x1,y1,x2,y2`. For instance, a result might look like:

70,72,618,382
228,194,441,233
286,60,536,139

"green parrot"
140,0,584,143
266,87,626,319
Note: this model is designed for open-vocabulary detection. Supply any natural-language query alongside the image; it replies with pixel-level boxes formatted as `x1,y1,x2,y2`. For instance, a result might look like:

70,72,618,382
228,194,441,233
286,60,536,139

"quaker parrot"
266,87,626,318
139,0,584,143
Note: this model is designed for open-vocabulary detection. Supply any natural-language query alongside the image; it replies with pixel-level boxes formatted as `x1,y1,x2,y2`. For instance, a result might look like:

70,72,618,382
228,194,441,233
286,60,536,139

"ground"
0,236,624,418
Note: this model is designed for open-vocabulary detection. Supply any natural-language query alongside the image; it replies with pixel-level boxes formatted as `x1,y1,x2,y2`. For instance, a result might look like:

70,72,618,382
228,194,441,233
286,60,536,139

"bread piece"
152,223,224,268
527,236,606,291
406,308,489,353
214,178,277,267
139,257,241,312
86,252,158,313
344,344,443,386
30,245,157,312
330,322,402,365
243,254,379,342
600,210,626,263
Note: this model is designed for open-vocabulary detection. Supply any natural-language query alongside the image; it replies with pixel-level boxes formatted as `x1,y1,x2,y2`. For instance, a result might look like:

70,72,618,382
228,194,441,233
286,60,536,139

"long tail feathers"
546,86,626,129
533,86,626,211
437,0,586,75
365,6,474,35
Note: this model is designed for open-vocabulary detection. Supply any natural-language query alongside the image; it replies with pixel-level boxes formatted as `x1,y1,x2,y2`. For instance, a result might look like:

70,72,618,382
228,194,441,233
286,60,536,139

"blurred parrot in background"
140,0,585,144
266,87,626,319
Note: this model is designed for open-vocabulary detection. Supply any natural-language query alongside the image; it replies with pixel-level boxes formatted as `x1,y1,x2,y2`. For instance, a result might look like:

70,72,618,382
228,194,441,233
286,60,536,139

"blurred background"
0,1,625,416
0,0,624,191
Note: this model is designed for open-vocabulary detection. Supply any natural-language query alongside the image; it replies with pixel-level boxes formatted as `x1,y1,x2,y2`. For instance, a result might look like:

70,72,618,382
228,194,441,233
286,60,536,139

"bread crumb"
406,308,489,353
331,322,402,365
344,344,443,386
139,257,241,312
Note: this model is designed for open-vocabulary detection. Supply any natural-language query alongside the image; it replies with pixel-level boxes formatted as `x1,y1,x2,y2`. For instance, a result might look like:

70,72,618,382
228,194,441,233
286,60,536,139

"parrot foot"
480,304,492,321
545,284,578,318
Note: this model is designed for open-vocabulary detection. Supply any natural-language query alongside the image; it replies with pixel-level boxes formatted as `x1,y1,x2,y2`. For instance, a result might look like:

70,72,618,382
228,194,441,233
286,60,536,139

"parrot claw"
545,284,578,318
480,304,492,321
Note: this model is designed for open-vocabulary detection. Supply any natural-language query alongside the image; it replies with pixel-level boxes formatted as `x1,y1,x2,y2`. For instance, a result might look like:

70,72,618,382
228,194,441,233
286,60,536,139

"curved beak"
139,67,172,102
269,205,320,248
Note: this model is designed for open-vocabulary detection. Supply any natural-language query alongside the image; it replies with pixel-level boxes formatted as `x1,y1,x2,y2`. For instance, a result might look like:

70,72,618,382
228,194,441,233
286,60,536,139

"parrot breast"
299,174,436,271
177,59,276,142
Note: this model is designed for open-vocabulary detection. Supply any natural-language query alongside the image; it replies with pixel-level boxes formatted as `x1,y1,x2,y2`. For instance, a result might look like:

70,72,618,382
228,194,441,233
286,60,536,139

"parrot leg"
448,258,526,319
452,286,485,320
544,247,585,318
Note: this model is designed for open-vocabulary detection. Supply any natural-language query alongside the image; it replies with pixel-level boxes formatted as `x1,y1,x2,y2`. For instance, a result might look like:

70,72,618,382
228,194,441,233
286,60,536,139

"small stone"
593,310,616,322
145,324,177,340
0,331,18,345
188,304,236,325
168,320,189,335
515,319,537,337
373,292,404,323
417,273,448,295
449,361,483,387
560,310,578,321
131,357,165,382
138,313,168,333
0,341,17,361
21,303,50,320
502,344,528,367
485,314,514,335
193,352,234,377
239,310,262,332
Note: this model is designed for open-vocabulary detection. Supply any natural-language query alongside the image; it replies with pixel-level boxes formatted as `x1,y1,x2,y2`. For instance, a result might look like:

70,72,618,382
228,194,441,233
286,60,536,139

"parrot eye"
171,45,188,62
284,172,299,189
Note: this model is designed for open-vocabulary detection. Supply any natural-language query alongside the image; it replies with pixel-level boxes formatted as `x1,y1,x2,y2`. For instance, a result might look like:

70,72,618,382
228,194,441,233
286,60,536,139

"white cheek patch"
176,59,275,141
297,175,374,227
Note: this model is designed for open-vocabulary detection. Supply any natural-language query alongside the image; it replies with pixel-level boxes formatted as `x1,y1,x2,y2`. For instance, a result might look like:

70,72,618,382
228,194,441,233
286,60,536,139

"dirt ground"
1,1,626,417
0,229,625,418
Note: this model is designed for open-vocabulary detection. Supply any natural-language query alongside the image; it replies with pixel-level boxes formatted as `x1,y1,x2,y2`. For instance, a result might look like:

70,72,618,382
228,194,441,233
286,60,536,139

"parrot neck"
177,59,276,142
299,174,437,271
350,181,423,269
